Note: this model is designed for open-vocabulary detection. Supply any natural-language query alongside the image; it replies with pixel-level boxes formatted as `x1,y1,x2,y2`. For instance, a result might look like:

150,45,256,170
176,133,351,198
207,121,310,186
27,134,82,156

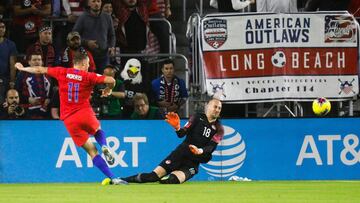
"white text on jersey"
66,74,83,81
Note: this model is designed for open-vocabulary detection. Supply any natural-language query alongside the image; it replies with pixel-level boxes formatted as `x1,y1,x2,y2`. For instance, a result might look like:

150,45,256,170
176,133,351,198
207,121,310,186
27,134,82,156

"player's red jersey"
47,67,105,120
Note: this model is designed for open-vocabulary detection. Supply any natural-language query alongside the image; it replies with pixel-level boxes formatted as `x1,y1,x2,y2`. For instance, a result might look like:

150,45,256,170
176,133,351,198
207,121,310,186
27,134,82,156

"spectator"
147,0,171,53
94,64,124,119
113,0,159,81
304,0,351,11
348,0,360,61
151,59,188,115
256,0,298,12
50,89,60,119
62,0,86,22
0,89,27,119
113,0,148,53
101,0,121,66
53,0,86,54
297,0,308,11
61,31,96,72
16,54,51,119
348,0,360,19
0,20,18,104
0,1,5,18
101,0,119,30
26,25,56,67
73,0,116,74
131,93,161,119
52,0,62,17
157,0,171,18
210,0,255,12
12,0,51,53
120,58,151,118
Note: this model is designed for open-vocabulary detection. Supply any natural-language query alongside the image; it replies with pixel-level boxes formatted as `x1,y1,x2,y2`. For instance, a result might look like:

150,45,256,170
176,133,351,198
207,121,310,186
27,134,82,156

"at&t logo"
201,126,246,177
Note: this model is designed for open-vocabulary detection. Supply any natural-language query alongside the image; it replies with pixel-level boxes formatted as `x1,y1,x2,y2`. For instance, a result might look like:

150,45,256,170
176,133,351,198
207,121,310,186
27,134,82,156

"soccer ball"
271,51,286,68
312,97,331,116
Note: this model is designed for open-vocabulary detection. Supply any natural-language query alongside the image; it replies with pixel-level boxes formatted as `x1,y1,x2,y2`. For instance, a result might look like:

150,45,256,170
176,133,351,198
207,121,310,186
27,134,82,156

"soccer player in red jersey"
15,53,127,185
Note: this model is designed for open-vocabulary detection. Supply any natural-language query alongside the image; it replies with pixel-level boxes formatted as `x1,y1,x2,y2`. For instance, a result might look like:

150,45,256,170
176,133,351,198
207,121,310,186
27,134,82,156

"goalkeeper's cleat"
101,178,111,186
111,177,128,185
102,146,115,165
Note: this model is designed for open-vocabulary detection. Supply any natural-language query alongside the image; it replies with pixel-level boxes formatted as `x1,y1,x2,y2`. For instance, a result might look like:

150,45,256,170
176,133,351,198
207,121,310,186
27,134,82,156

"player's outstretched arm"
15,62,48,74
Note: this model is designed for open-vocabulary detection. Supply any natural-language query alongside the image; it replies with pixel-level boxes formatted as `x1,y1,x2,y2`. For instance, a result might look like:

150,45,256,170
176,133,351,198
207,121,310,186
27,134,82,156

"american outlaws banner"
200,12,359,103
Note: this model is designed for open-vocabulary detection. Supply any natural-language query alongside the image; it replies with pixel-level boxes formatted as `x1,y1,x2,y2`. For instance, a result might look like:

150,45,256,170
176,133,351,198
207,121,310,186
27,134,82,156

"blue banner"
1,118,360,183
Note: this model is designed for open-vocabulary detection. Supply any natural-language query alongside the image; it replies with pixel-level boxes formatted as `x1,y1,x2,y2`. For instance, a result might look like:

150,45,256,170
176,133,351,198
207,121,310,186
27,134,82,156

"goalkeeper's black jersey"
176,113,224,155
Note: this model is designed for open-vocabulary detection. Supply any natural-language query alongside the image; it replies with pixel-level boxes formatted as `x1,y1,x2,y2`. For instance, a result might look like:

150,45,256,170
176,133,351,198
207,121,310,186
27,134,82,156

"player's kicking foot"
101,178,111,185
101,177,128,185
102,146,115,165
111,177,128,185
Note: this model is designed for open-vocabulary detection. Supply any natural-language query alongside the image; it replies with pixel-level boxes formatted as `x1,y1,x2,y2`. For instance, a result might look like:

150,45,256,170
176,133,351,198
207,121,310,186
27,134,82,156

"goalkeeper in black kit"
122,99,224,184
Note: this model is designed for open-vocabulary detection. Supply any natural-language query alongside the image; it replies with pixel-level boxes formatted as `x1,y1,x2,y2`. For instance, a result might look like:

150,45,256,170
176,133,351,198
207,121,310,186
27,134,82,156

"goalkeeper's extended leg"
122,172,160,183
123,166,167,183
159,174,180,184
160,169,193,184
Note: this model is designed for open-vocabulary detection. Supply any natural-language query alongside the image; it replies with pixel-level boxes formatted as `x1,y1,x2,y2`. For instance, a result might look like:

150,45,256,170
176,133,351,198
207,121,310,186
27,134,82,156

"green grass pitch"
1,181,360,203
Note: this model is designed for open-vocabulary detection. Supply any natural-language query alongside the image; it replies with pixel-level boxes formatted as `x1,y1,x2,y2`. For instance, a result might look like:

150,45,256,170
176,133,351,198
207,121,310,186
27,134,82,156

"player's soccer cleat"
102,146,115,165
111,177,128,185
101,177,128,185
101,178,111,185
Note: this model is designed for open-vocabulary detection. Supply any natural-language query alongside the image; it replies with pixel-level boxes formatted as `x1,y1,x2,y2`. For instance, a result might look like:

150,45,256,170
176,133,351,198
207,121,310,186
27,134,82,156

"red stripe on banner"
203,47,358,78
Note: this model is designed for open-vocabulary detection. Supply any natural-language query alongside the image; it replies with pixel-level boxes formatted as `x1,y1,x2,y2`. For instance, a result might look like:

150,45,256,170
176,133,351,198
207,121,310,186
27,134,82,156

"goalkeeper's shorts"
159,144,199,181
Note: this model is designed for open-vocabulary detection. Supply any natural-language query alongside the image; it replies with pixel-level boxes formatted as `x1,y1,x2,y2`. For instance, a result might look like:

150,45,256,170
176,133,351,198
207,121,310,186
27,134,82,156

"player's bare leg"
122,166,167,183
82,139,99,159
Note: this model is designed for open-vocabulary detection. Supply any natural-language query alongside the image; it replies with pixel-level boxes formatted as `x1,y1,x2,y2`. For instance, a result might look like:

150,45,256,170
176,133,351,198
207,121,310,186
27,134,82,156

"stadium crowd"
0,0,189,119
0,0,360,119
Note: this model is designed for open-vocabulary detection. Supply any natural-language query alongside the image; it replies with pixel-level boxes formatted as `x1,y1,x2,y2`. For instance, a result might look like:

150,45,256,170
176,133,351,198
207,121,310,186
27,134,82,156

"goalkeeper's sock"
123,172,159,183
159,174,180,184
94,129,107,147
93,154,114,178
122,174,140,183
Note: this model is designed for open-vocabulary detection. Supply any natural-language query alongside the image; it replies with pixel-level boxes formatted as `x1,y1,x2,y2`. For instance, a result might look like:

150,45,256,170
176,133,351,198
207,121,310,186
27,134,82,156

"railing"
149,18,175,54
183,0,204,21
44,17,175,54
187,13,201,95
2,17,175,55
182,0,253,21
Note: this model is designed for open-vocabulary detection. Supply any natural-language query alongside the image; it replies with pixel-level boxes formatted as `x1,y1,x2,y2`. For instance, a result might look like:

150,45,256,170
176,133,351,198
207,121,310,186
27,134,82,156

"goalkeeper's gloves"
165,112,180,131
189,144,203,155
